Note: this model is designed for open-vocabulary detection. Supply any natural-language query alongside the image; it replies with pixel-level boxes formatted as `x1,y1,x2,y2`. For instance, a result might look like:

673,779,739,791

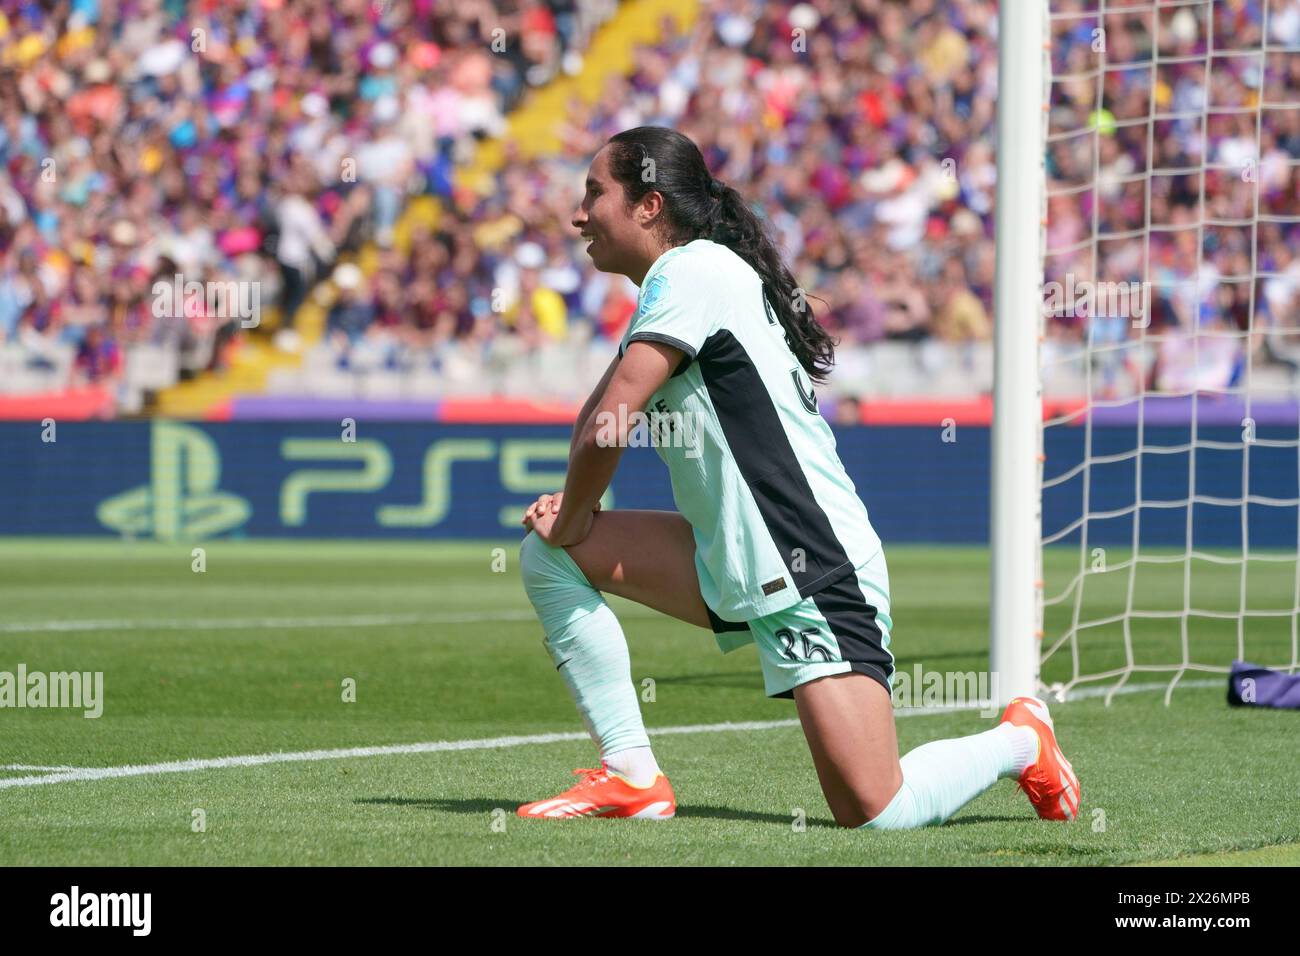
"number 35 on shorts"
775,626,834,662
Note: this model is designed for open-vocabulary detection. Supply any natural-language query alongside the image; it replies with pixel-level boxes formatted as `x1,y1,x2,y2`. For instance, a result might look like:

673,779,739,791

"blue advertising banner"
0,421,1295,547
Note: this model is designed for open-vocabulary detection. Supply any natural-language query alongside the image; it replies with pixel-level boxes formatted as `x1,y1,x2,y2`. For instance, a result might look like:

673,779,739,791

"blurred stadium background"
2,0,1300,866
3,0,1295,543
4,0,1290,425
3,0,1017,421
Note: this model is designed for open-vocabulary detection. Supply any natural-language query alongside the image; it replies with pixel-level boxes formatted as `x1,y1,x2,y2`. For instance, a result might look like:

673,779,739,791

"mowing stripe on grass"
0,610,543,633
0,765,88,772
0,679,1221,791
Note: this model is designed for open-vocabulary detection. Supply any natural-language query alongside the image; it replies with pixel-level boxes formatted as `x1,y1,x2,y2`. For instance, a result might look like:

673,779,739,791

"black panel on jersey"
696,328,856,598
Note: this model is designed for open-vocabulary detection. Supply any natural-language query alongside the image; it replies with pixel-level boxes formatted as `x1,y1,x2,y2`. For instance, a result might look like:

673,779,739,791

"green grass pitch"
1,537,1297,866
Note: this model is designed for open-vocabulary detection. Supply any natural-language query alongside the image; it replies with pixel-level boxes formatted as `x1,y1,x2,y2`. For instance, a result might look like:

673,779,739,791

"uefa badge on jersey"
638,273,669,316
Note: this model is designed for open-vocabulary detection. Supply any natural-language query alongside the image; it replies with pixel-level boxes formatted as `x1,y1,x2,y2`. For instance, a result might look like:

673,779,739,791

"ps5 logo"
95,427,613,537
97,422,251,541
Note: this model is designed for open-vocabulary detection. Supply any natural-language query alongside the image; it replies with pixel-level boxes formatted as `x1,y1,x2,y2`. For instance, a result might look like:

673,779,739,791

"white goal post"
992,0,1049,704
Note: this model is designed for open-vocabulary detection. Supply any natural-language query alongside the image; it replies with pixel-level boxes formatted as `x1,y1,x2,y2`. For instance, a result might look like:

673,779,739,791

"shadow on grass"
356,797,1038,830
358,795,830,826
941,813,1037,826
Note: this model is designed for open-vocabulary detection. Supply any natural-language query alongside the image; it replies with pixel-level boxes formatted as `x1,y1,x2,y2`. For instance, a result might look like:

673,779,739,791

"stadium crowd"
0,0,613,398
1,0,1298,408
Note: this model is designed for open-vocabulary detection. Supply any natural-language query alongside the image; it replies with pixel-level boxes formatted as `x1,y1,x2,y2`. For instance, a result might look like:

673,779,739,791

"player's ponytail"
605,126,837,384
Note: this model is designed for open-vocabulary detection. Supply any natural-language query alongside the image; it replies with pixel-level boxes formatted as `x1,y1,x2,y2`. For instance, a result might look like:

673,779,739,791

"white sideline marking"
0,610,542,634
0,679,1222,791
0,723,791,790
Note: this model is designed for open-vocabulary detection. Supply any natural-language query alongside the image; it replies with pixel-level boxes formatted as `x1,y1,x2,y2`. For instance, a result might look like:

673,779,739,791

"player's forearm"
569,400,597,457
552,426,623,545
571,355,621,456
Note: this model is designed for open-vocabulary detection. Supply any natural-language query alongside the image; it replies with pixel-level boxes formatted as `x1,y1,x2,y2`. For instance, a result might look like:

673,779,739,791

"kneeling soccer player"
515,127,1080,827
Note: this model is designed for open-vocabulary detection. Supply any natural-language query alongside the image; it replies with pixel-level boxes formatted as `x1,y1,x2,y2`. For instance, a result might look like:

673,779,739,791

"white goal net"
1036,0,1300,703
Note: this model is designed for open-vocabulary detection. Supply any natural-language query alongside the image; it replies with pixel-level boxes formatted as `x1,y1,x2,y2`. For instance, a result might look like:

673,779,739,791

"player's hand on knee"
528,502,597,547
522,492,600,529
522,492,557,527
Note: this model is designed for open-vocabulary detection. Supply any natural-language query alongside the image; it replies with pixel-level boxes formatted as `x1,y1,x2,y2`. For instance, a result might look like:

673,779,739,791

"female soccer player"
516,127,1080,827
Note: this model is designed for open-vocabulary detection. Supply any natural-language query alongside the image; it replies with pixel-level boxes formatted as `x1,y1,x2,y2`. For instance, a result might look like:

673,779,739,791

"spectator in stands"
1,0,1295,412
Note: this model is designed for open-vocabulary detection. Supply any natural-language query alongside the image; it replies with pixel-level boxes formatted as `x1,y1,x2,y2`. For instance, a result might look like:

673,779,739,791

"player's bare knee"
833,805,870,828
827,781,892,827
837,788,879,827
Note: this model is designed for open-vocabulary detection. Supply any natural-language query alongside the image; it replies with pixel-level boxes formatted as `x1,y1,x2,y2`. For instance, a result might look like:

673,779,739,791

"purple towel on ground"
1228,660,1300,709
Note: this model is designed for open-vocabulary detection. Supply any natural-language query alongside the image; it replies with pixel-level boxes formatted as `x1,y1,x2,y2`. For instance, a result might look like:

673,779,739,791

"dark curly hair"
604,126,836,384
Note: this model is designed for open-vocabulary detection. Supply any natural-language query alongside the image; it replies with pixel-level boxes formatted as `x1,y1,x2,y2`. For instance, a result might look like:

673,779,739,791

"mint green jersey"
616,239,883,632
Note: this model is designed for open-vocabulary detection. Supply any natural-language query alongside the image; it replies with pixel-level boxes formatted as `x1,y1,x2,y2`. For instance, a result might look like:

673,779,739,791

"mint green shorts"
707,550,895,699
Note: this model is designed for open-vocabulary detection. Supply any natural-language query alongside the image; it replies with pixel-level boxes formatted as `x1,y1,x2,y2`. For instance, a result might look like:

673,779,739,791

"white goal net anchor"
993,0,1300,705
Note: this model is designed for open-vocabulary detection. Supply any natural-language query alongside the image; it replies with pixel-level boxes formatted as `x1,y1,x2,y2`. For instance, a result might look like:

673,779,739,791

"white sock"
996,723,1040,777
863,726,1019,830
604,746,662,787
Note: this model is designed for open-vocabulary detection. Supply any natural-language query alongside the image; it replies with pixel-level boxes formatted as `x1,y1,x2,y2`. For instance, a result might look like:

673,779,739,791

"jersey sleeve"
617,258,718,376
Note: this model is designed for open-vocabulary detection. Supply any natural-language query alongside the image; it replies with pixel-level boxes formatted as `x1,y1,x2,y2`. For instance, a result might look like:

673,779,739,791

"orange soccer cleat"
999,695,1081,822
516,763,677,820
